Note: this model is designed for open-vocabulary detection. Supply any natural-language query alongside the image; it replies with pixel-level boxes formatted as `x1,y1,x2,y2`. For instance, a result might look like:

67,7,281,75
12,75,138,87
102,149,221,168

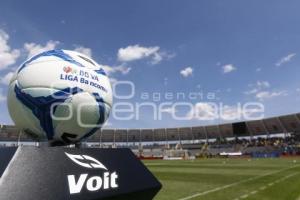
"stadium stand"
1,113,300,159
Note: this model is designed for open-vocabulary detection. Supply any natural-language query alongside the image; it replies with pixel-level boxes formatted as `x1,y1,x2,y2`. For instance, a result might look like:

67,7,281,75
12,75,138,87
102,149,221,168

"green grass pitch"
144,158,300,200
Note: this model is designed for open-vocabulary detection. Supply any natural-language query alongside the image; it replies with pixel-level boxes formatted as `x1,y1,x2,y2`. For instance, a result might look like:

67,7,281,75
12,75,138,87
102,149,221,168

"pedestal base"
0,146,161,200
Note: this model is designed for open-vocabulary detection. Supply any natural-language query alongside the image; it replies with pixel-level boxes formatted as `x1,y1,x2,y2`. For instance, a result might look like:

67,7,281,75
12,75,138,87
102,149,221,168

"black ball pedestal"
0,146,161,200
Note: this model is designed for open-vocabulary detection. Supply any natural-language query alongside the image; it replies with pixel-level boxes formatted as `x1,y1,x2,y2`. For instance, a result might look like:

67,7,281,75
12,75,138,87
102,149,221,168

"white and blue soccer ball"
7,49,112,144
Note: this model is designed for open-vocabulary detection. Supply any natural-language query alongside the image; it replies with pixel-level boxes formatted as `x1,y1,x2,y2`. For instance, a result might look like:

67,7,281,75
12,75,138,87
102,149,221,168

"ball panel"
17,60,112,107
7,49,113,144
53,92,102,142
7,81,45,139
63,50,99,70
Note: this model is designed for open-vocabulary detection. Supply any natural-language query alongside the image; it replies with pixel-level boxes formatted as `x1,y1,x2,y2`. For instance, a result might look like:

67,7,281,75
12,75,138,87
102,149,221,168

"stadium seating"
1,113,300,158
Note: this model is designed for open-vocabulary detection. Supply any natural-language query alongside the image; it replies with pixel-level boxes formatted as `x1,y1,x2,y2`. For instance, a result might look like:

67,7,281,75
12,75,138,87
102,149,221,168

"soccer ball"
7,49,112,145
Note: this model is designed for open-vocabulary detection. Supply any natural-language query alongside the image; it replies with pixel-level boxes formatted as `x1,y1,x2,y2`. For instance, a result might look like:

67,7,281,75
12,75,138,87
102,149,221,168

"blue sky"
0,0,300,128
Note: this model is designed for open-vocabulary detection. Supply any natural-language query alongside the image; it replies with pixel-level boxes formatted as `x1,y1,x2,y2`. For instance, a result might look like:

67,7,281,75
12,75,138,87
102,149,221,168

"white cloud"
113,65,131,74
24,40,59,58
0,30,20,70
256,91,287,101
109,78,118,85
276,53,296,67
0,87,6,101
256,80,270,88
164,77,168,86
74,46,92,57
226,88,232,92
117,44,173,64
0,93,6,102
180,67,193,77
244,81,270,95
222,64,236,74
245,81,286,101
72,46,131,75
23,42,131,76
151,51,163,64
0,71,14,85
256,68,262,72
100,64,131,75
72,45,132,76
151,51,175,65
296,88,300,93
244,88,259,95
118,45,159,62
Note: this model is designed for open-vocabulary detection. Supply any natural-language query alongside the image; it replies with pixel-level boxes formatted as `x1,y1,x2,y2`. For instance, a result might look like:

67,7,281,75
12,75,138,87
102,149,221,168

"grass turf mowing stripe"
177,165,299,200
233,172,299,200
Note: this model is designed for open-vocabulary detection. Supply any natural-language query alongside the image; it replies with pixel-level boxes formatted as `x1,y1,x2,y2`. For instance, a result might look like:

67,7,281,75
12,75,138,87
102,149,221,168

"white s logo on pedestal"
65,152,107,170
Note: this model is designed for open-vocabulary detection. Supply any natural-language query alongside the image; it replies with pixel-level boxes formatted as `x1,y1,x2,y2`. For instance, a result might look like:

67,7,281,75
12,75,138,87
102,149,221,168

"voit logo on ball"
65,152,119,194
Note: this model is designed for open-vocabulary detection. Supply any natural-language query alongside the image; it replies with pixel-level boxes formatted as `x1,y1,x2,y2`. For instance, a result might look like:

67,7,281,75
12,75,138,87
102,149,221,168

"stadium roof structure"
0,113,300,144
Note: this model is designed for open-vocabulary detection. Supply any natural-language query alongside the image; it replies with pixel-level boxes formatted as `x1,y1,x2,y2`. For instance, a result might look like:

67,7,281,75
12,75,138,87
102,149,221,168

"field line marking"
178,165,299,200
259,186,266,190
250,190,257,194
144,163,166,166
234,172,299,200
240,194,248,199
